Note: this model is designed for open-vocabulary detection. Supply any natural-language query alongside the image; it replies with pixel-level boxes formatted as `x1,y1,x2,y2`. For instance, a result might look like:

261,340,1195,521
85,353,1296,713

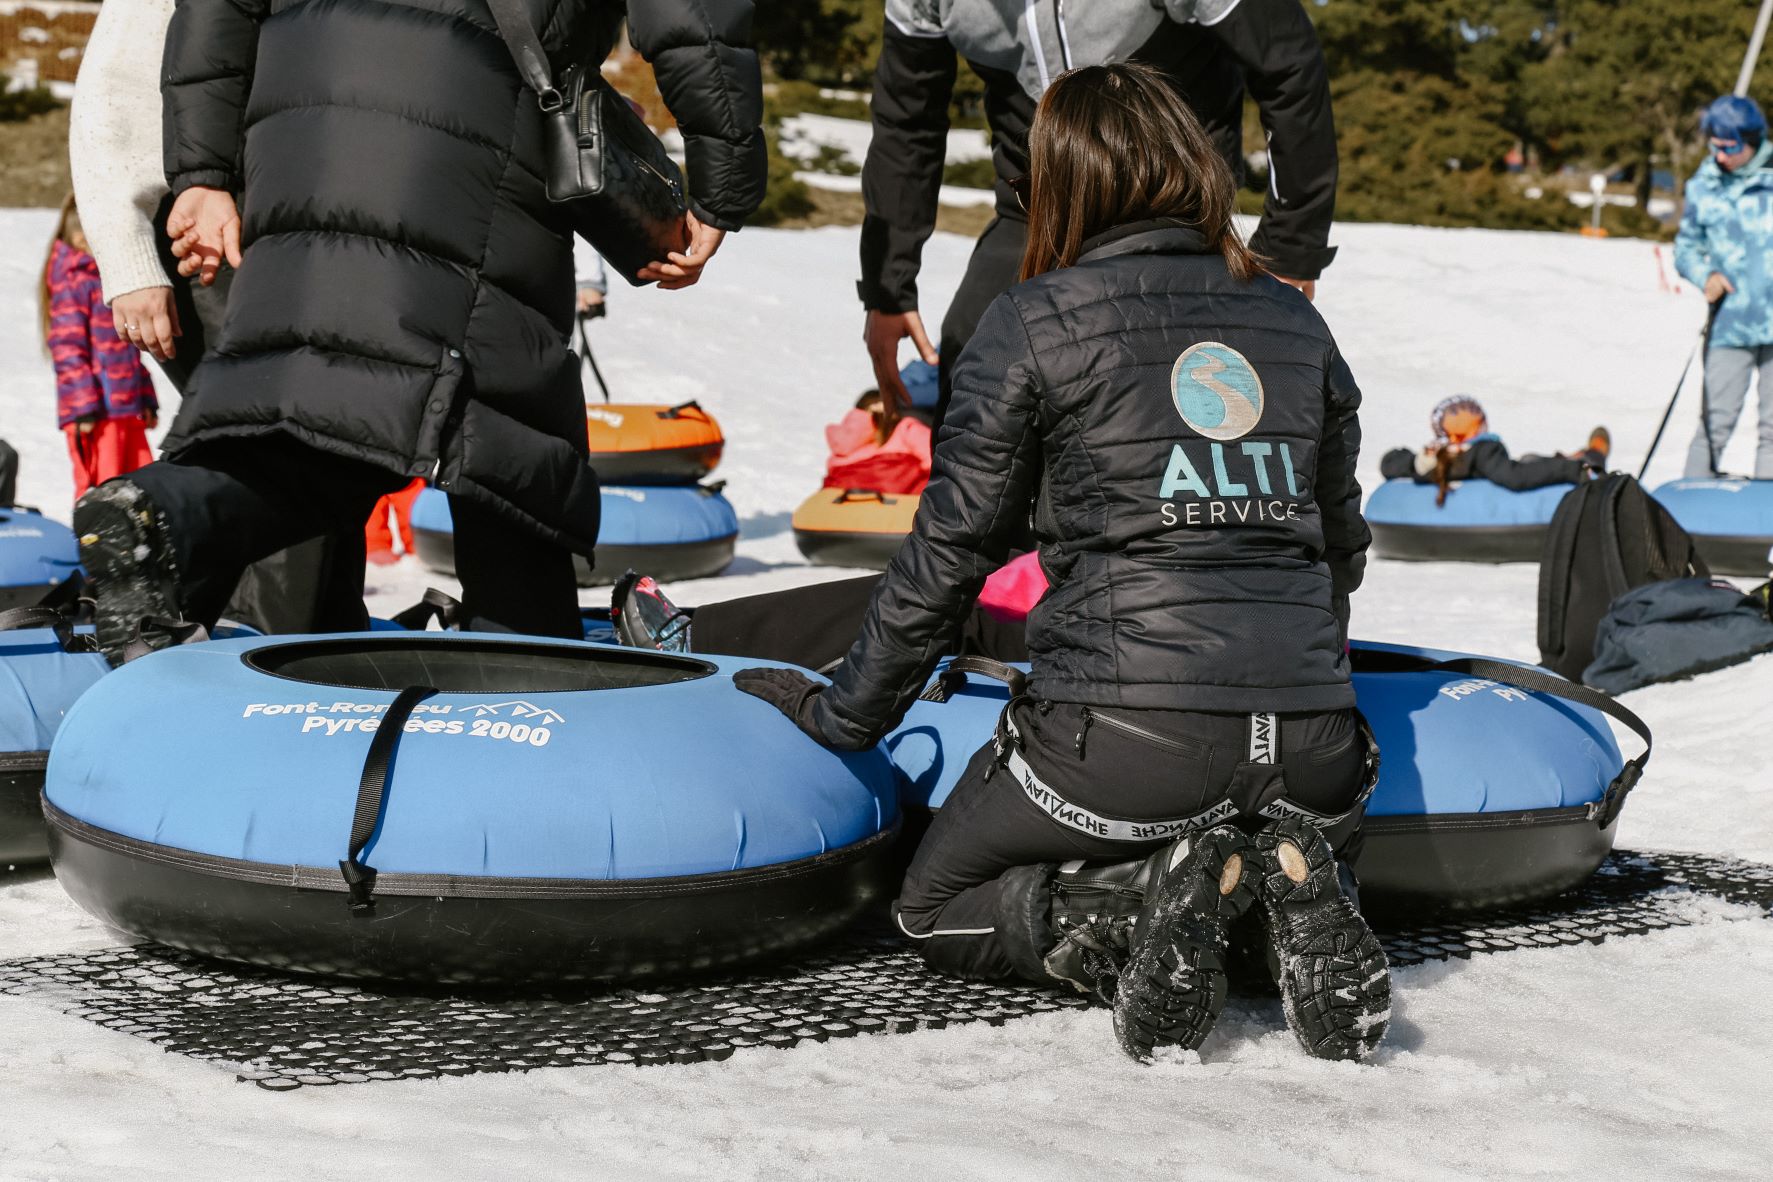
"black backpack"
1537,474,1707,681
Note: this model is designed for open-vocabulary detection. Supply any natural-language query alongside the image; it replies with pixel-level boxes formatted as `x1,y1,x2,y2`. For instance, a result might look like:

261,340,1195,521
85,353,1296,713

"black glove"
732,667,835,747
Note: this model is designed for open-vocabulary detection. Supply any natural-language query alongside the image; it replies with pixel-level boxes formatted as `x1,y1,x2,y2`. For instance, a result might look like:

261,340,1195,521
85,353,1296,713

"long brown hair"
40,191,81,351
1019,62,1258,282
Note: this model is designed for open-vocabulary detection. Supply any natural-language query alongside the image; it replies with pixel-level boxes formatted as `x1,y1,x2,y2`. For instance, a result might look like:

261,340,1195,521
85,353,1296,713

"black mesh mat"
1,848,1767,1091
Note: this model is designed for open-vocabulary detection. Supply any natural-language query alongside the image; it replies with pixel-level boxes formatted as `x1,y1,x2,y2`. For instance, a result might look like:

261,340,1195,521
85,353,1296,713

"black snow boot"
1112,826,1258,1063
1035,854,1167,1003
73,479,186,667
1251,816,1390,1061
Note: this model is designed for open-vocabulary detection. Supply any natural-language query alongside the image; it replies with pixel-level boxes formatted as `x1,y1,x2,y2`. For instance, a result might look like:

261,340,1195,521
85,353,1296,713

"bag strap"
1349,648,1651,827
339,684,436,914
919,656,1028,703
1599,475,1633,600
484,0,561,108
1536,481,1589,659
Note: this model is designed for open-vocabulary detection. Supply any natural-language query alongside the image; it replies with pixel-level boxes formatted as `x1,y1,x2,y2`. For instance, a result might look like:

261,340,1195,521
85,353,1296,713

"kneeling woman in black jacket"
739,62,1388,1063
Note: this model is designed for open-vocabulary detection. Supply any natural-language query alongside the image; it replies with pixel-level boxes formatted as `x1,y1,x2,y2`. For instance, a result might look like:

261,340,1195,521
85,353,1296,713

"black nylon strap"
919,656,1029,703
339,685,436,914
1351,649,1651,826
392,588,465,632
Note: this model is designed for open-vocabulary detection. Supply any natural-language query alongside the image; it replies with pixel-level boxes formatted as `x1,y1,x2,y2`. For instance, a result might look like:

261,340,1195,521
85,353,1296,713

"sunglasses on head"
1712,137,1748,154
1009,174,1031,213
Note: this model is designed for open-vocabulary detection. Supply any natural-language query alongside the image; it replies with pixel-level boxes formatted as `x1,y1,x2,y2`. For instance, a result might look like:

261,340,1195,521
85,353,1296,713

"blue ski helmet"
1701,95,1767,147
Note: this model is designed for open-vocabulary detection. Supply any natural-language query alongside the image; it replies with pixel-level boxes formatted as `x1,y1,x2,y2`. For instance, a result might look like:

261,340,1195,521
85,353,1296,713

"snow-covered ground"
2,211,1770,1177
778,112,993,169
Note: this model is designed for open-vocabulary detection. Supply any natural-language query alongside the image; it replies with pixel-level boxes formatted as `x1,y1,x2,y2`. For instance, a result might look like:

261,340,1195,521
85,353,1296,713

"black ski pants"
934,215,1028,433
152,194,362,635
124,438,581,638
896,701,1368,984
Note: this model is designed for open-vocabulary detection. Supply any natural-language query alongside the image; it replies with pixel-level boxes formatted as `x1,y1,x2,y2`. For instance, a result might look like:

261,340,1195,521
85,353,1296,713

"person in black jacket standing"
741,63,1386,1064
860,0,1339,425
72,0,765,663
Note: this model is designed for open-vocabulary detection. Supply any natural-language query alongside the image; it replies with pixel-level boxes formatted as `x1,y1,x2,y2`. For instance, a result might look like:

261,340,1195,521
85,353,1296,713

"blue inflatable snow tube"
0,625,108,865
1366,478,1572,563
0,507,80,611
44,633,899,984
886,641,1628,912
1652,478,1773,575
410,484,738,587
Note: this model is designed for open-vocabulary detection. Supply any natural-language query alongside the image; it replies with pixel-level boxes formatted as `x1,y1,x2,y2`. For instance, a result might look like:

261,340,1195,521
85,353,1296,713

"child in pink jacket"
43,195,159,499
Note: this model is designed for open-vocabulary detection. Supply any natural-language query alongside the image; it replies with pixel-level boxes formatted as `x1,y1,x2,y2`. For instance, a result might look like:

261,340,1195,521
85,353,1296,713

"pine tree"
1520,0,1767,205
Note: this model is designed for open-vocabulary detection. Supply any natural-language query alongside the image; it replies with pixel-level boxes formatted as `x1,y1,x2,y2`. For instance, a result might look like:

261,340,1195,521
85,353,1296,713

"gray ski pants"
1688,344,1773,479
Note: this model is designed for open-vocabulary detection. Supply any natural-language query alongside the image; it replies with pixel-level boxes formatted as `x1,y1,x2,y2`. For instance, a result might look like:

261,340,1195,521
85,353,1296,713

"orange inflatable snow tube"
585,401,725,484
792,488,921,569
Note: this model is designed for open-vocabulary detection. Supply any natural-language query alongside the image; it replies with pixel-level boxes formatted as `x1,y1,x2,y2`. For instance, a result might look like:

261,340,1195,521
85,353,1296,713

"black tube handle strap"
392,587,465,632
0,604,70,633
1350,649,1652,827
919,656,1029,703
122,617,209,664
0,574,95,653
340,684,436,914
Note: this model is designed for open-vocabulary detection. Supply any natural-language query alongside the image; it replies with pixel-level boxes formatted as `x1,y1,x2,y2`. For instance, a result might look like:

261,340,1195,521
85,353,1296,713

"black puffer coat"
814,221,1370,748
160,0,765,552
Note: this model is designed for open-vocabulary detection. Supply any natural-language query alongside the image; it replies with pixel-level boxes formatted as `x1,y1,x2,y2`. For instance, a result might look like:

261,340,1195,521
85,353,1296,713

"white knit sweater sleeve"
68,0,177,305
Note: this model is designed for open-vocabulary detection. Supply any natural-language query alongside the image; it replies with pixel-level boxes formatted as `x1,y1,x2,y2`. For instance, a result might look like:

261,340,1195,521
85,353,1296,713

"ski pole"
1637,307,1717,480
576,311,611,402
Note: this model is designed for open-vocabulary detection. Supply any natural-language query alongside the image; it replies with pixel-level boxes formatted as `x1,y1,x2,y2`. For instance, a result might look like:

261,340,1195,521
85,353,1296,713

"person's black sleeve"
628,0,766,232
1378,447,1418,482
1204,0,1338,280
1318,343,1369,642
858,22,958,313
163,0,269,193
812,295,1042,747
1465,439,1587,491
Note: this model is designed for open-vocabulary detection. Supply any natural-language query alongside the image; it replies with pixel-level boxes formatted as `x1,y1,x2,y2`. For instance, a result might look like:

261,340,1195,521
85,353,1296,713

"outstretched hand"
732,667,844,748
167,186,242,287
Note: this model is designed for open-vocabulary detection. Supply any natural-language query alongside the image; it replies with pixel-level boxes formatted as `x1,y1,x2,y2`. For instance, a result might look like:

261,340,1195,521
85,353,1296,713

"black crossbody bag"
485,0,689,284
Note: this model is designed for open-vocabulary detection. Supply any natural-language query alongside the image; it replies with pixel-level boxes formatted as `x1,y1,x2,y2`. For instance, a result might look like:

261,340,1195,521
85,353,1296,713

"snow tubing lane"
1652,478,1773,576
0,625,109,865
885,641,1626,915
42,634,901,986
584,402,724,485
792,489,919,570
410,485,737,588
0,507,81,612
1366,478,1573,563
